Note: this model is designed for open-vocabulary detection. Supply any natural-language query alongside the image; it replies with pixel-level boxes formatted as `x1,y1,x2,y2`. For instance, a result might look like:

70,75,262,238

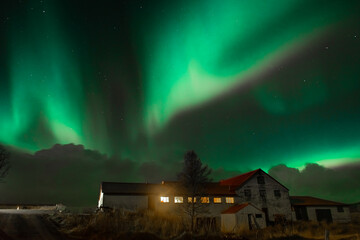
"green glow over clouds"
0,0,360,171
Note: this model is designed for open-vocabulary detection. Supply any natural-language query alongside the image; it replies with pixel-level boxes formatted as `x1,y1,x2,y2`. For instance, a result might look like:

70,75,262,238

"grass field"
50,211,360,240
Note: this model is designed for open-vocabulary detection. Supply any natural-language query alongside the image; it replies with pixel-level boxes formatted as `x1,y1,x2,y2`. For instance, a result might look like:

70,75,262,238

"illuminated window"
160,196,169,203
174,196,183,203
226,197,234,203
188,197,197,203
214,197,222,203
201,197,210,203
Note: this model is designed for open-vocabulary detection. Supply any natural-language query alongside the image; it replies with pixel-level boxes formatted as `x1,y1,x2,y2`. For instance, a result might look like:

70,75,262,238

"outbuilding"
291,196,351,223
221,203,266,232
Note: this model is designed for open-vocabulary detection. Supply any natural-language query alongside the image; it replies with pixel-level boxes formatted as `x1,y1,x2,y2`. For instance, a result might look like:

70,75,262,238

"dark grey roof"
101,182,163,195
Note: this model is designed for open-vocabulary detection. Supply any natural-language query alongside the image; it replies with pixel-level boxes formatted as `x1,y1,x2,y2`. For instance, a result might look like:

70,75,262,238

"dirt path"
0,210,75,240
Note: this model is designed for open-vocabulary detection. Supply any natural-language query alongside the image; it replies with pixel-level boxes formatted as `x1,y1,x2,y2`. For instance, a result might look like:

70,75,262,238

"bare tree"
177,150,212,233
0,145,10,181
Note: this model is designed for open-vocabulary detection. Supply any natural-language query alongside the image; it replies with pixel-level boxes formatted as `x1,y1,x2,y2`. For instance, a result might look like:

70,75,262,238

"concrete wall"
306,206,351,223
103,194,148,210
221,205,266,232
235,171,292,222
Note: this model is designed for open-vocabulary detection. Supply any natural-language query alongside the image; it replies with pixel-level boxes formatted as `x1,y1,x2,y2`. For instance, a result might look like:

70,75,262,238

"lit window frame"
226,197,234,203
213,197,222,203
188,197,197,203
174,196,184,203
160,196,169,203
200,197,210,203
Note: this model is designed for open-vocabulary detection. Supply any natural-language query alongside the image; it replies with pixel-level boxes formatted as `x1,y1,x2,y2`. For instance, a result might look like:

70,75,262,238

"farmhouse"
98,168,351,230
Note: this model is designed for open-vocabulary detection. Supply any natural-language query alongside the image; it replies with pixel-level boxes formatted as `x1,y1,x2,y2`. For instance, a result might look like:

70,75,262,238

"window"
259,190,266,201
160,196,169,203
274,190,281,197
201,197,210,203
255,214,262,218
214,197,222,203
337,206,344,212
257,176,265,184
244,189,251,198
174,196,183,203
226,197,234,203
188,197,196,203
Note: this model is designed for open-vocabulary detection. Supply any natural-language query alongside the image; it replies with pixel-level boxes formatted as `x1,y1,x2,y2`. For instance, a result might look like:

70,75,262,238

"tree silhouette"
177,150,212,233
0,145,10,181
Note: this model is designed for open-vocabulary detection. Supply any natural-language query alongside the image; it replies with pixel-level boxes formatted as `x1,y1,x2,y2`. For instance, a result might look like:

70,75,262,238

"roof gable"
220,169,259,186
221,202,263,214
219,169,289,190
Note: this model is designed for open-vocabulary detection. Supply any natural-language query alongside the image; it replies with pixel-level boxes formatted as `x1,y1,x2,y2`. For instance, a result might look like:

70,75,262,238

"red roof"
220,169,288,190
222,203,249,214
220,169,260,186
290,196,347,206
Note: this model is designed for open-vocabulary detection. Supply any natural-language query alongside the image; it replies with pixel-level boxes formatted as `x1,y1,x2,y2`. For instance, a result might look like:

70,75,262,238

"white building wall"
235,205,266,230
306,206,351,223
221,214,236,232
221,205,266,233
103,195,148,210
98,192,104,208
235,172,292,222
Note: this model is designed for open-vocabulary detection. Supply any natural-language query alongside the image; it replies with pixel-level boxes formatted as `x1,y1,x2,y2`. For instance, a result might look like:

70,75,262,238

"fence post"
325,229,329,240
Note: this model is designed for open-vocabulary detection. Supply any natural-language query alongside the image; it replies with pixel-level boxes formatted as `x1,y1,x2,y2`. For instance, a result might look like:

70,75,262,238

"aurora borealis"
1,0,360,191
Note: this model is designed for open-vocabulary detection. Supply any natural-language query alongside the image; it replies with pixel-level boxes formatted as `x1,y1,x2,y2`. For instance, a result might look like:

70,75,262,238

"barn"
291,196,351,223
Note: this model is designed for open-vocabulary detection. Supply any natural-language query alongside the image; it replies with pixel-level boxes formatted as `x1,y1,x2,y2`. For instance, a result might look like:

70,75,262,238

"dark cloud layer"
0,144,358,207
269,163,360,203
0,144,241,207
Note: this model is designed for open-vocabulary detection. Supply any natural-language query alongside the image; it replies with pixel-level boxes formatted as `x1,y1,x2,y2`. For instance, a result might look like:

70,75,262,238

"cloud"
0,144,240,207
269,163,360,203
2,144,357,207
0,144,145,207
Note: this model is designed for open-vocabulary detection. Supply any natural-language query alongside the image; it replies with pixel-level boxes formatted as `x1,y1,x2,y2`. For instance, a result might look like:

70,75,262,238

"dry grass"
256,217,360,240
50,211,360,240
52,209,193,240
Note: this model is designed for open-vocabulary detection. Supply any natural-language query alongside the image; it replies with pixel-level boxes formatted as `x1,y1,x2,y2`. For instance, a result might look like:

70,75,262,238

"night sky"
1,0,360,206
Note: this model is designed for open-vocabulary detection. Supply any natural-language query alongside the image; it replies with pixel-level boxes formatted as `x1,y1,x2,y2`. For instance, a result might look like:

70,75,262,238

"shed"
221,203,266,232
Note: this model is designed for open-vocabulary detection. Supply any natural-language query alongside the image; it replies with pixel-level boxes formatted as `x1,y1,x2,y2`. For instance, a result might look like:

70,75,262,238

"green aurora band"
1,0,360,171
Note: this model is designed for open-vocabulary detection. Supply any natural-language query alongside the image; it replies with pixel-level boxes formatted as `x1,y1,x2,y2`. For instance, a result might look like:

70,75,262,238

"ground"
0,209,75,240
0,209,359,240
